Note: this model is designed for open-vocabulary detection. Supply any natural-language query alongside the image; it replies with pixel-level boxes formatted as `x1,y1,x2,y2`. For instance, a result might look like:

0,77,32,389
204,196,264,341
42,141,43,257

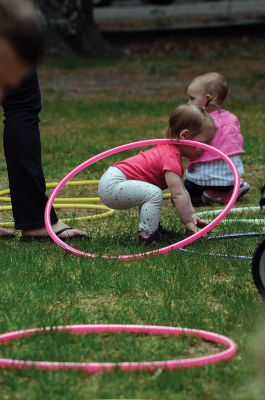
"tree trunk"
35,0,113,57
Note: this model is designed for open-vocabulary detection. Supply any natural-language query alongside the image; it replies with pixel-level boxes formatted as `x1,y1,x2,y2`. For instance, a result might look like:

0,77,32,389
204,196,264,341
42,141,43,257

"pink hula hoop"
45,139,240,262
0,324,237,372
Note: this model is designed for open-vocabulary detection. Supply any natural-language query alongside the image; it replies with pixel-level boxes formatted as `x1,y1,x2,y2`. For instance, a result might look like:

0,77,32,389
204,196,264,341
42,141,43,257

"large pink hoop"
0,324,237,372
45,139,240,261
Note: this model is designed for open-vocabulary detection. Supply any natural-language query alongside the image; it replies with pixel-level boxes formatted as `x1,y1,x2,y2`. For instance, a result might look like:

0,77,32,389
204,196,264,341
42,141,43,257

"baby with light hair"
99,104,215,245
184,72,249,206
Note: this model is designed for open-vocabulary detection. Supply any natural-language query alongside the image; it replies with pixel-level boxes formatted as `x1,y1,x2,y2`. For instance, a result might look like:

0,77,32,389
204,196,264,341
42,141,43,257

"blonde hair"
166,104,207,139
189,72,228,108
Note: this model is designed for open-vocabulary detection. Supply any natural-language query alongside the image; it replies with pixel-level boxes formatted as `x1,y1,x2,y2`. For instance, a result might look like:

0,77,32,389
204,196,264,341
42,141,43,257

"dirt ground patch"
39,35,265,102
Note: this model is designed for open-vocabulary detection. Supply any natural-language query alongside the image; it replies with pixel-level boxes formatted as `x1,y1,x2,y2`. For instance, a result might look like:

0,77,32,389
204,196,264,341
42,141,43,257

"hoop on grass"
179,230,265,260
0,204,114,228
44,139,240,262
0,180,170,228
180,206,265,260
0,324,237,373
0,182,170,204
179,206,264,260
197,206,265,226
0,181,115,228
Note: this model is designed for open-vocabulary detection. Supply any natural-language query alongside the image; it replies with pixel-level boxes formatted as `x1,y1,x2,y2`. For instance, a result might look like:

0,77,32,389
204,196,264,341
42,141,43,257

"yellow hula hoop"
46,180,99,189
0,206,12,211
0,193,171,203
163,192,171,200
54,197,101,204
0,194,171,204
0,180,102,204
0,190,10,196
0,180,99,196
0,178,171,204
0,179,170,228
0,197,11,203
0,204,115,228
0,179,100,204
0,197,101,204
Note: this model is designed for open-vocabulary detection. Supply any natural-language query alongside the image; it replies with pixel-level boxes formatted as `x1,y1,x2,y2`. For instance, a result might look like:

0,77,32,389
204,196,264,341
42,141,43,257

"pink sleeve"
162,155,183,177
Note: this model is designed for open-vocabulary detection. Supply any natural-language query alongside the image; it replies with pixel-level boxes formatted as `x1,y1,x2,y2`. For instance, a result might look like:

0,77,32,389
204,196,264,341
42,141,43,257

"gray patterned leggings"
98,167,163,235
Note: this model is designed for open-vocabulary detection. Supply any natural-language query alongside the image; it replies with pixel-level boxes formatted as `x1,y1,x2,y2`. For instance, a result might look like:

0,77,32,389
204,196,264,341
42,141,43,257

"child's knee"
151,187,163,204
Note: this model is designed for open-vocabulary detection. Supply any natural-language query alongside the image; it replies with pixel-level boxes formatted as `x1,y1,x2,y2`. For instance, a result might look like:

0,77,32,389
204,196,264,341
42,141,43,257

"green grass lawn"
0,41,265,399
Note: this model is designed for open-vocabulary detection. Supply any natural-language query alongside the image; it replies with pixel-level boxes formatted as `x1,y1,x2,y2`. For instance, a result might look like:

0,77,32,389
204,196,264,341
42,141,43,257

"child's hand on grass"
185,215,208,235
184,222,200,235
192,214,208,228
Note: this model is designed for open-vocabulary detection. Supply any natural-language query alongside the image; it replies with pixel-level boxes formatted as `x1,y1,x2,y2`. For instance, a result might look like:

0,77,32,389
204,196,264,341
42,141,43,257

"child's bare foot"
0,227,16,238
22,221,86,239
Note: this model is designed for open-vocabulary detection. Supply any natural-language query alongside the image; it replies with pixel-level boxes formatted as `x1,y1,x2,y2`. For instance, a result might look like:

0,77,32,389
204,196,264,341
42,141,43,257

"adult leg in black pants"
2,71,86,238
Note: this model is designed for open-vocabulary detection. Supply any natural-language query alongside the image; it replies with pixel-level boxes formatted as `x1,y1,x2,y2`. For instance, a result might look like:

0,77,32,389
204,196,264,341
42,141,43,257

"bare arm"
165,172,208,233
165,171,197,232
184,188,208,228
185,188,196,214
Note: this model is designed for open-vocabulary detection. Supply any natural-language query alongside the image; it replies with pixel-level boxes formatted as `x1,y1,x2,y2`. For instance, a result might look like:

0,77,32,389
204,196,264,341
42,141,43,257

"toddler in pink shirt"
99,104,215,245
184,72,250,206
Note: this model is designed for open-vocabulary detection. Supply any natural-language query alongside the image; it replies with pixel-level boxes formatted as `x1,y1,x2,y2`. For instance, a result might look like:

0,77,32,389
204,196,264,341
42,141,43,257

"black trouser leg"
184,179,205,207
184,179,233,207
2,71,58,230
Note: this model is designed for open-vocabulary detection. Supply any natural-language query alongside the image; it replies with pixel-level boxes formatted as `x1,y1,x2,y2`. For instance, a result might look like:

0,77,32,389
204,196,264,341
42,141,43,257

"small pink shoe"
202,181,250,205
